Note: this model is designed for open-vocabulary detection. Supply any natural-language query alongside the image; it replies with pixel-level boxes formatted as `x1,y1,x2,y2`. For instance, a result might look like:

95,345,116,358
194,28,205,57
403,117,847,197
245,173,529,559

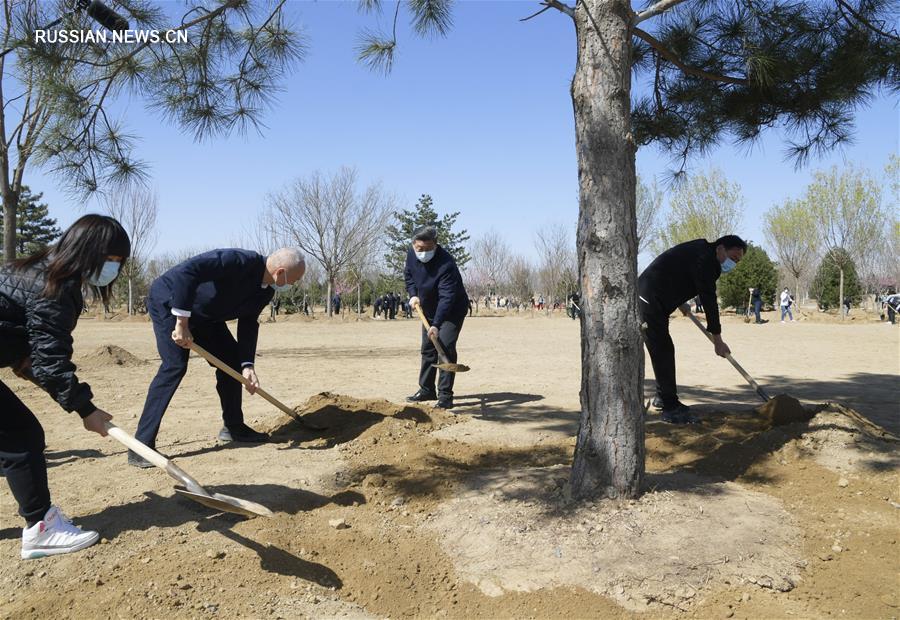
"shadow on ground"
196,521,342,588
76,483,360,539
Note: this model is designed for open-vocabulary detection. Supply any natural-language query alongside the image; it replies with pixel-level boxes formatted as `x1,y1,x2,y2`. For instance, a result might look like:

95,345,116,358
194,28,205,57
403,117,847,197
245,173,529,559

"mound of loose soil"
756,394,812,426
78,344,146,367
266,392,461,448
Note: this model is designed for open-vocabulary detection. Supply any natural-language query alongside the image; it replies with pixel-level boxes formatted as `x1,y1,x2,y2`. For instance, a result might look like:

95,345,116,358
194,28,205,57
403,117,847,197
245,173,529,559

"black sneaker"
127,450,154,469
406,389,437,403
218,424,269,444
650,396,664,410
660,402,700,424
435,397,454,410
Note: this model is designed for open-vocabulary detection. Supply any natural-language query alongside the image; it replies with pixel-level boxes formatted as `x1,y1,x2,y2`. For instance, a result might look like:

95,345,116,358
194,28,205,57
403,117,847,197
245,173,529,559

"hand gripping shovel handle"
416,306,451,363
104,422,205,493
188,342,300,422
679,305,771,402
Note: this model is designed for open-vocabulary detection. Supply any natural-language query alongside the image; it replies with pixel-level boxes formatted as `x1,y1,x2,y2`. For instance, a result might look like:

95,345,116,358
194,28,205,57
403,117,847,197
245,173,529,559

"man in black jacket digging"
639,235,747,424
404,225,469,410
130,247,305,467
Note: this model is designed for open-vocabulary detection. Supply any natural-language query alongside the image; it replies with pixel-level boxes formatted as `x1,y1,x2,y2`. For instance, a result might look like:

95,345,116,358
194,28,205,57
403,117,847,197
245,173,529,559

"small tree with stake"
811,248,862,311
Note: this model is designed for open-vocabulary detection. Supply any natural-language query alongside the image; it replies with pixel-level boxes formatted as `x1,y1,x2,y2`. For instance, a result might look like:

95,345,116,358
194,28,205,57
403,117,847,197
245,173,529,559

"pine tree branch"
520,4,553,22
632,27,748,85
634,0,692,25
544,0,575,19
835,0,900,42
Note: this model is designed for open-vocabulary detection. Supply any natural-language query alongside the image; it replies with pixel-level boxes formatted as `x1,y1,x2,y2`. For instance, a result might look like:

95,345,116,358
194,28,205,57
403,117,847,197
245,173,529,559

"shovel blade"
174,486,273,518
432,362,470,373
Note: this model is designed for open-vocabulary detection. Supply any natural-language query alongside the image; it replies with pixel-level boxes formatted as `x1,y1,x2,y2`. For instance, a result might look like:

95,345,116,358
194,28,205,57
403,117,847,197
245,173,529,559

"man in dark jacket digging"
130,247,305,467
638,235,747,424
404,225,469,410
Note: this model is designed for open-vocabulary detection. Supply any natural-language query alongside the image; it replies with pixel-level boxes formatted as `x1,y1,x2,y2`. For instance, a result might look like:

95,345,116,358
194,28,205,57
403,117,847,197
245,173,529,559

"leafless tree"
267,167,394,316
507,255,535,309
636,174,663,254
102,186,158,314
535,222,575,313
232,209,285,257
469,229,512,297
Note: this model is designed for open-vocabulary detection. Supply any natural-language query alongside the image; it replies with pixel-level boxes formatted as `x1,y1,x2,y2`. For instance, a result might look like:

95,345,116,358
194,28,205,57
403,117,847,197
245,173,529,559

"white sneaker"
20,506,99,559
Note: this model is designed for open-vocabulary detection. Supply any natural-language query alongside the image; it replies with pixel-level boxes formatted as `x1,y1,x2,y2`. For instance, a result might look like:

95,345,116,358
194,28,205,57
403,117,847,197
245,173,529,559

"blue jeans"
753,300,762,323
781,305,793,321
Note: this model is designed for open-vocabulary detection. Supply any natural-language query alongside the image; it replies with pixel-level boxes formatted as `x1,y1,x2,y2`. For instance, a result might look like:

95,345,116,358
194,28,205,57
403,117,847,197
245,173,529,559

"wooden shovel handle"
415,305,450,362
680,305,771,402
189,342,300,421
104,422,204,491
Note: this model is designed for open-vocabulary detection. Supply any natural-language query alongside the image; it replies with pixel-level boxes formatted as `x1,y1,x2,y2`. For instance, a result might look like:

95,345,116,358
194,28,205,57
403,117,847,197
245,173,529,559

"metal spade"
416,306,470,373
105,423,273,518
189,342,328,431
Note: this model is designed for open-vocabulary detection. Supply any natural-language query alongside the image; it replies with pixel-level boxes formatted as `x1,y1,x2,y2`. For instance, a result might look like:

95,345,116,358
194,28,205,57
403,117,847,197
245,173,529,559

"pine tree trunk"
3,190,18,263
569,0,644,500
357,281,361,317
128,278,134,315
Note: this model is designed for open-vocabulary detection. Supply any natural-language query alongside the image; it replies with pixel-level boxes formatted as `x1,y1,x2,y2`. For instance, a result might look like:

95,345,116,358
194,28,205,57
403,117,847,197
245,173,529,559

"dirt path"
0,314,896,618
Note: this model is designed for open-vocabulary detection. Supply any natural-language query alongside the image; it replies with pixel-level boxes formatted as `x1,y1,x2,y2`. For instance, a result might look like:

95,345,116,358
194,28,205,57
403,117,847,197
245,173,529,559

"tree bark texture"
569,0,645,499
3,190,17,263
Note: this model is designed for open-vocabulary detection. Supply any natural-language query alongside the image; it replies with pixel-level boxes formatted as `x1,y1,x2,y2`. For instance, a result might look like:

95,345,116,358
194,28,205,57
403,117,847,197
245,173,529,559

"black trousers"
639,297,679,408
135,300,245,448
0,380,51,525
419,317,464,398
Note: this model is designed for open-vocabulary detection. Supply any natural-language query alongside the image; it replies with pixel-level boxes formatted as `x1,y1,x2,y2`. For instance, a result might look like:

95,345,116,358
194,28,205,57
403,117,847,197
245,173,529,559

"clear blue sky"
26,1,899,265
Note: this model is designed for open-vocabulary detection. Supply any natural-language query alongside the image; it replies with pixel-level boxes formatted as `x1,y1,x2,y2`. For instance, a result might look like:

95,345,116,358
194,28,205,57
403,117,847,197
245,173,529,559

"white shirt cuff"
171,308,192,317
241,362,254,368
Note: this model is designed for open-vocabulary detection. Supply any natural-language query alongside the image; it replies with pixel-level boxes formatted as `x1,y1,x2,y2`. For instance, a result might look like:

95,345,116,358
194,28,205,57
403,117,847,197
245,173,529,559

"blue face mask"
87,260,121,287
416,249,436,263
721,257,737,274
271,270,291,292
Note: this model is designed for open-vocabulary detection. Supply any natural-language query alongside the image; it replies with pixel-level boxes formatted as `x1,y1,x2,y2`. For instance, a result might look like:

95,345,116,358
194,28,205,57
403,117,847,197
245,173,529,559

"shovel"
104,423,272,518
189,342,327,431
679,304,771,402
415,306,470,373
743,290,754,323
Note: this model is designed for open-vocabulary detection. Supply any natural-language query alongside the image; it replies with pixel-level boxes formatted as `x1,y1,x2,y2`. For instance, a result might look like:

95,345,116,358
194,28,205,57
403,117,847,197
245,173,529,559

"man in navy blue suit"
129,247,305,467
404,225,469,410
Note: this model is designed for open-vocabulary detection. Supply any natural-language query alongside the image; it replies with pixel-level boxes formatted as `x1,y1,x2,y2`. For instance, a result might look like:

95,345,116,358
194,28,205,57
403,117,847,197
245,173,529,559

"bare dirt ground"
0,310,897,619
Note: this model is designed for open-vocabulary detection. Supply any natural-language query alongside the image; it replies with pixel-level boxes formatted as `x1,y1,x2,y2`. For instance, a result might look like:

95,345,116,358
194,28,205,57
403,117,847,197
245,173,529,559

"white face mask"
87,260,121,287
416,249,436,263
720,257,737,273
271,269,291,292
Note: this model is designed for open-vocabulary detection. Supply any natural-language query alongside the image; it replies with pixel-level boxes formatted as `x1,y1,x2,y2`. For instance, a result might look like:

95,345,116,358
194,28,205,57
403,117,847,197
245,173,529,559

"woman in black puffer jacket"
0,214,129,559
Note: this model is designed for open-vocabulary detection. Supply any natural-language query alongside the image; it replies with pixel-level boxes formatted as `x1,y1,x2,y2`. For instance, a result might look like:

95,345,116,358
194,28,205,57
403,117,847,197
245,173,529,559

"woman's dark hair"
13,214,131,301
